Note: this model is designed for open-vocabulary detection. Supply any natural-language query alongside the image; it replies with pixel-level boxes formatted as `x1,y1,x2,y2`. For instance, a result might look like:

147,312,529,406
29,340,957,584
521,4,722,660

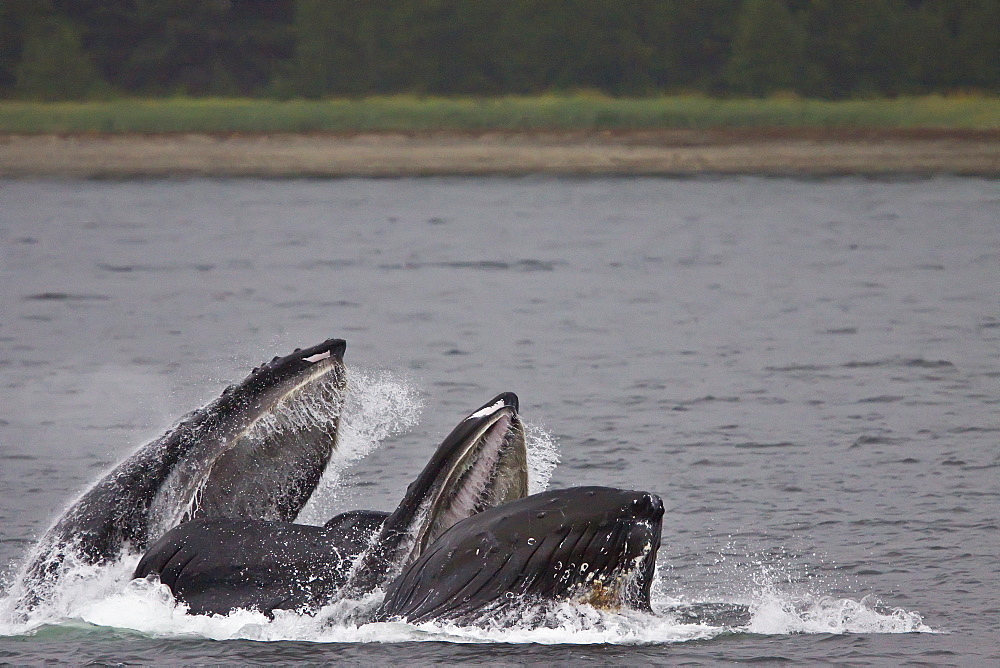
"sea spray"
524,420,560,495
650,543,933,636
744,589,931,635
296,367,423,525
0,556,141,635
2,547,933,642
297,374,561,521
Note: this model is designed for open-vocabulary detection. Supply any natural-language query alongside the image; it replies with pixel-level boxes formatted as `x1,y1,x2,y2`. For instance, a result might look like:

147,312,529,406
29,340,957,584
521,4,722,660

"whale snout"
633,492,663,520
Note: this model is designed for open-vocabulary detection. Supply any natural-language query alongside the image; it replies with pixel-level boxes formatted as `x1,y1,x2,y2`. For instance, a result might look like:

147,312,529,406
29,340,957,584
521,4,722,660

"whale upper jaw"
344,392,528,595
379,486,664,624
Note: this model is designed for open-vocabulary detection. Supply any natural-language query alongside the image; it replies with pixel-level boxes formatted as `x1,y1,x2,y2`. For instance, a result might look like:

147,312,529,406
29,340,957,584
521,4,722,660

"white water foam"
0,555,140,636
653,538,933,637
744,590,931,635
371,603,718,645
2,556,931,643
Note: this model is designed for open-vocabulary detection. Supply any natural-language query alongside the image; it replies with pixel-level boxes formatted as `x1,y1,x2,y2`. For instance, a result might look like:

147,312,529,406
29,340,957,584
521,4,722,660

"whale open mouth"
345,392,528,594
148,338,349,534
411,400,526,561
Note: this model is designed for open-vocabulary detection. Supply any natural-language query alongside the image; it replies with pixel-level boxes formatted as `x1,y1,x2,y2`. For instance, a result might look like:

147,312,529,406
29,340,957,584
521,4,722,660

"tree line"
2,0,997,101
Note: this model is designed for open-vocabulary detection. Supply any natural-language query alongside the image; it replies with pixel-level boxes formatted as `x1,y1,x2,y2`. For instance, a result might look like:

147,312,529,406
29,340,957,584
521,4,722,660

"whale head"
380,486,663,624
147,337,350,533
346,392,528,594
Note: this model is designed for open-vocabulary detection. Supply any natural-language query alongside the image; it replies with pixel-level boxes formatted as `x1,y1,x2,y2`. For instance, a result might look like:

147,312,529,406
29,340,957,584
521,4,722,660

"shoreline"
2,130,998,177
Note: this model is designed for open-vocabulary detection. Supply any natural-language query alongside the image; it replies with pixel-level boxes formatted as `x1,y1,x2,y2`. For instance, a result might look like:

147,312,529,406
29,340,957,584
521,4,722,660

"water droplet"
580,562,589,572
527,537,537,545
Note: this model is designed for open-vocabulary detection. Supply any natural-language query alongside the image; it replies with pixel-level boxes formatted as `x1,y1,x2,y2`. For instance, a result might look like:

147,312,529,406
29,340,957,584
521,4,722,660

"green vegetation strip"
2,95,999,134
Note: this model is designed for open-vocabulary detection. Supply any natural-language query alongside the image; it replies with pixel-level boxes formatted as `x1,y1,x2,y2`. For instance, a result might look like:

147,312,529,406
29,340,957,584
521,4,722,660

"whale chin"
379,486,664,624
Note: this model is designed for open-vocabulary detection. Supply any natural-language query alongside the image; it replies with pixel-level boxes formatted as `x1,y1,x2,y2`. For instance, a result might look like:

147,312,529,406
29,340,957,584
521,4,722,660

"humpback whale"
133,393,529,616
18,339,348,606
380,486,663,624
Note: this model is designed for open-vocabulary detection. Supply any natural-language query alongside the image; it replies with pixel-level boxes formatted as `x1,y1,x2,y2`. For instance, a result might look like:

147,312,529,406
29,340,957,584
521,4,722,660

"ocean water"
1,176,997,664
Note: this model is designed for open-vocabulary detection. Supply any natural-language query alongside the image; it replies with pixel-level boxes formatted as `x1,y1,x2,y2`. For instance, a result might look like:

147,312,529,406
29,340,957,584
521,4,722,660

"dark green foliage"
43,0,294,96
14,14,108,100
0,1,39,93
725,0,806,95
796,0,910,97
0,0,997,100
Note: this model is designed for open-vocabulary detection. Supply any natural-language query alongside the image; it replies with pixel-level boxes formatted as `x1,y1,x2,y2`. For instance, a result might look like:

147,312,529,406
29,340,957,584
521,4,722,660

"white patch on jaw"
465,398,507,421
303,350,332,363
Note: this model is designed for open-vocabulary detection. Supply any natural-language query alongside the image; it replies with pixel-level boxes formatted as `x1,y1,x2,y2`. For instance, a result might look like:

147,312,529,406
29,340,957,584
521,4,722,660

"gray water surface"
1,177,998,664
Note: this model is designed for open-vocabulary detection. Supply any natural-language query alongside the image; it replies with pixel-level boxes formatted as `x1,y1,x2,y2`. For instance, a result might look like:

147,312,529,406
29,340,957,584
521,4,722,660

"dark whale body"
136,483,664,623
131,512,388,616
381,486,664,624
18,339,348,609
134,393,528,617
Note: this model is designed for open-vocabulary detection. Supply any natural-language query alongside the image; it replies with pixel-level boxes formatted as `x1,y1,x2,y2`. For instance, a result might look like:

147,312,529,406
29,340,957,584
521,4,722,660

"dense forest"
1,0,998,101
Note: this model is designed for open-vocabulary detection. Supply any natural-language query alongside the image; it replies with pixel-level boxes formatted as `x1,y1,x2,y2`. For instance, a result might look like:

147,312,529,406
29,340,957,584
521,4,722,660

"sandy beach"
2,129,998,177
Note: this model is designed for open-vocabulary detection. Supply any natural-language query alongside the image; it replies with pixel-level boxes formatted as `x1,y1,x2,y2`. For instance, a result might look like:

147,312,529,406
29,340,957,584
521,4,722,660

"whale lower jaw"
409,408,526,563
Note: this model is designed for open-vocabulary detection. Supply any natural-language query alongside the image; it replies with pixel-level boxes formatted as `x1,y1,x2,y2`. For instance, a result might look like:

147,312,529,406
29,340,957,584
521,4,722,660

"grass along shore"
3,95,997,177
2,95,999,134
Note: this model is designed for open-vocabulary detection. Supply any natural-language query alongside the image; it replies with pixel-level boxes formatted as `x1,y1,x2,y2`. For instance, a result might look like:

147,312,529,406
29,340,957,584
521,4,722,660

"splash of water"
295,367,423,525
387,602,717,645
524,420,559,495
2,557,932,642
0,555,142,636
744,590,931,635
655,538,933,636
